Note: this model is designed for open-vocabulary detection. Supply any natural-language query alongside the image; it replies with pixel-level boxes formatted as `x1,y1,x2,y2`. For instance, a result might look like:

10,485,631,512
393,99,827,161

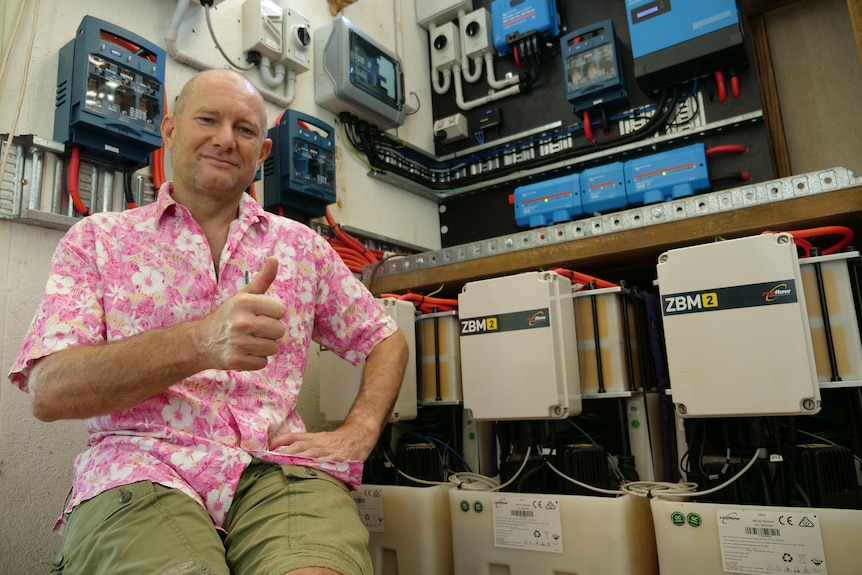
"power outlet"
281,8,312,74
430,21,461,71
434,113,469,144
461,7,492,58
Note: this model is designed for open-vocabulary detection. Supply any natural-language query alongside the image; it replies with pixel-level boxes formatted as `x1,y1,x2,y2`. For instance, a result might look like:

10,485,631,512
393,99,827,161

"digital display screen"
348,30,400,110
565,43,617,93
630,0,671,24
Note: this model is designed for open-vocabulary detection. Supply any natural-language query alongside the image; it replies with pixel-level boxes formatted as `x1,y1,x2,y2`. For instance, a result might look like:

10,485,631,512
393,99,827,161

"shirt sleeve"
7,219,107,392
309,233,398,366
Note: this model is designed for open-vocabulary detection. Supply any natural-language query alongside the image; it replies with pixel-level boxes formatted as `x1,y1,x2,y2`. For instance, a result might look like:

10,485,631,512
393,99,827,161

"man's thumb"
242,257,279,294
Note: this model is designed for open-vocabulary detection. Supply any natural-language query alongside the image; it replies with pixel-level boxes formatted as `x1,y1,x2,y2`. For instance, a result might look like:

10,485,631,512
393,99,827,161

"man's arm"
29,258,286,421
271,328,409,462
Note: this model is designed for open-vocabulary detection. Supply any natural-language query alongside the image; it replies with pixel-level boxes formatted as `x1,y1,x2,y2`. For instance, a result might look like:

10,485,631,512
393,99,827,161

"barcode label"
745,527,780,537
510,509,534,518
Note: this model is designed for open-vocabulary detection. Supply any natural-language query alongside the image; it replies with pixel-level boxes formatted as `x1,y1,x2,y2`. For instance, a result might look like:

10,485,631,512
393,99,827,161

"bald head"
174,69,268,130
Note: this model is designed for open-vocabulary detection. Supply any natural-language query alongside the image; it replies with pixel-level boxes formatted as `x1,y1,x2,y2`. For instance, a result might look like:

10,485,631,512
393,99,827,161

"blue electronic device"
626,0,746,93
263,110,336,219
580,162,626,214
561,20,627,114
514,173,581,228
491,0,560,57
54,16,165,169
624,143,709,205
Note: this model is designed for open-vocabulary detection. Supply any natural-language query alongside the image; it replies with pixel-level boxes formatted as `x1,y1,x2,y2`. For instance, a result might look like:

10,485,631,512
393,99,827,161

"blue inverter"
491,0,560,57
580,162,626,214
561,20,627,114
263,110,335,219
624,143,709,205
625,0,746,93
514,173,581,228
54,16,165,169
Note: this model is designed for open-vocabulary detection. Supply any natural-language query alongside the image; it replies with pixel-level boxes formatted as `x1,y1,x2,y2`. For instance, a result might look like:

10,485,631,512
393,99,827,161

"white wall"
0,0,439,572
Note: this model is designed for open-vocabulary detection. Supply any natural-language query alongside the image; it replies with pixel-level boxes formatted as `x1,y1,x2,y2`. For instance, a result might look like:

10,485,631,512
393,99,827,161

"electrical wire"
204,4,256,71
546,447,765,499
68,145,91,216
448,446,534,491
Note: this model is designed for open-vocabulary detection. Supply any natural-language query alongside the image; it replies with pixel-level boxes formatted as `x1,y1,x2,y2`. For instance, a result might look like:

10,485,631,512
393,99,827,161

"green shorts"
50,461,372,575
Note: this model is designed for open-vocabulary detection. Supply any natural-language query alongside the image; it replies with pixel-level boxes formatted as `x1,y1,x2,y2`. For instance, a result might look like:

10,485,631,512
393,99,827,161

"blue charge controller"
580,162,626,214
514,173,582,228
624,143,709,205
491,0,560,57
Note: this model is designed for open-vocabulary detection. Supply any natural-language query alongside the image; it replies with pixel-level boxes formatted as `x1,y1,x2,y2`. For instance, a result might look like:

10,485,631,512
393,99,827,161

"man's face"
162,73,271,199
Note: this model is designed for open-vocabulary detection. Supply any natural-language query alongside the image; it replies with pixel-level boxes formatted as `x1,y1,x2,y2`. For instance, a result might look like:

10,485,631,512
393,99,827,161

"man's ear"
258,138,273,167
161,114,176,150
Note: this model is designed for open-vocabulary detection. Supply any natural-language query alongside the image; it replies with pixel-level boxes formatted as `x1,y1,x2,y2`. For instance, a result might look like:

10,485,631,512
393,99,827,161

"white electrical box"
242,0,283,60
430,22,461,71
416,0,473,30
319,298,417,422
656,233,821,417
433,113,468,144
281,8,311,74
461,7,493,58
458,271,581,420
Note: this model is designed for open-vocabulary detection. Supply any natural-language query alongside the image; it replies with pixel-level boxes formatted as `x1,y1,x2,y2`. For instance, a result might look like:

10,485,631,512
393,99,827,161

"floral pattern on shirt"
8,183,397,529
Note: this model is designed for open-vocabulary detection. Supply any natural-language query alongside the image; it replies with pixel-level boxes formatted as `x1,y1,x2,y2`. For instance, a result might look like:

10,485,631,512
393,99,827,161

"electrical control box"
513,173,582,228
580,162,626,214
54,16,165,169
281,8,312,74
242,0,283,61
656,233,821,418
430,21,461,71
461,7,493,59
491,0,560,57
626,0,747,93
624,143,709,205
561,20,627,114
458,271,582,420
315,15,405,129
262,110,335,219
319,298,418,423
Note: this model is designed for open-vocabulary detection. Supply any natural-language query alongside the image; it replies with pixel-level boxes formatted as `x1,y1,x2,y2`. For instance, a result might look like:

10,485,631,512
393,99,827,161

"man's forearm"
29,321,204,422
341,330,409,455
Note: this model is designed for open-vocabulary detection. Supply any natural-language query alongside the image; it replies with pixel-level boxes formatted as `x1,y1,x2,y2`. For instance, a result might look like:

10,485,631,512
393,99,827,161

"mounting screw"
677,404,687,415
777,234,791,245
802,398,817,411
658,254,669,264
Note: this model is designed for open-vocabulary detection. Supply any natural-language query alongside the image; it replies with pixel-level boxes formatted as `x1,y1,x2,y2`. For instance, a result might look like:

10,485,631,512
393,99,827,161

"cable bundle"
324,206,383,274
378,292,458,314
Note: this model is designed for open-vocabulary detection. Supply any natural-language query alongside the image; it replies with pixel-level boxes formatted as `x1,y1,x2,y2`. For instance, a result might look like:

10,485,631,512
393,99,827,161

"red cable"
549,268,617,290
583,110,595,143
100,32,156,62
513,45,522,70
730,75,741,100
705,145,748,156
714,68,727,104
68,146,91,216
788,226,854,255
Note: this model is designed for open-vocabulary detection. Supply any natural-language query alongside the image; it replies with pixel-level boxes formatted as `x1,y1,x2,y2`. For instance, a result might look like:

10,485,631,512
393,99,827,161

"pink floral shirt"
8,183,397,529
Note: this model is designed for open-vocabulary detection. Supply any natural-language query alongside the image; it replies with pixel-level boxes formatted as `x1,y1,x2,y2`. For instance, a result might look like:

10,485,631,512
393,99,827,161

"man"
8,68,408,575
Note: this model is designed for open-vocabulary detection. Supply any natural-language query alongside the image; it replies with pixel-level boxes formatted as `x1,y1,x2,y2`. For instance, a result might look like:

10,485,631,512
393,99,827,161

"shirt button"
306,469,317,477
118,489,133,504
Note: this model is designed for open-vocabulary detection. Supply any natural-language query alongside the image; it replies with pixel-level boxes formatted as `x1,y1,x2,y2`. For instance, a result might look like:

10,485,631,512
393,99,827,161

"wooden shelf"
365,186,862,295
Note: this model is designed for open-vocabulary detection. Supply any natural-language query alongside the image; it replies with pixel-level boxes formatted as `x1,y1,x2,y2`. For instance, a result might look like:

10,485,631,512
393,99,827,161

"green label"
473,501,484,513
460,500,470,512
671,512,685,526
687,512,702,527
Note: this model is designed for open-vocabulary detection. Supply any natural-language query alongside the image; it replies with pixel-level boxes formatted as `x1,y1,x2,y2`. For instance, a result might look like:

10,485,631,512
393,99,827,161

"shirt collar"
154,182,270,231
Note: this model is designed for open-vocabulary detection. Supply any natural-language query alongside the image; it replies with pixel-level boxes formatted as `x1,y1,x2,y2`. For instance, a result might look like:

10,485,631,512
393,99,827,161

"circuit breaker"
458,271,581,420
54,16,165,169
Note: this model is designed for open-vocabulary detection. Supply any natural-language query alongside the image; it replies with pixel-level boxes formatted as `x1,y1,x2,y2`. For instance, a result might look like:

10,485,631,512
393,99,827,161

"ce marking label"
778,515,794,526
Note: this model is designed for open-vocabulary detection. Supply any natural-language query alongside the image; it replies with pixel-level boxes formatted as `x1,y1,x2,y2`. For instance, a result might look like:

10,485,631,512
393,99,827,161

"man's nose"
212,124,235,149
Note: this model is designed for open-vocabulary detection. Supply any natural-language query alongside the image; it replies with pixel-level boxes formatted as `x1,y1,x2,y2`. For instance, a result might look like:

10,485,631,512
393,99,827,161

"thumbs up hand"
196,257,287,371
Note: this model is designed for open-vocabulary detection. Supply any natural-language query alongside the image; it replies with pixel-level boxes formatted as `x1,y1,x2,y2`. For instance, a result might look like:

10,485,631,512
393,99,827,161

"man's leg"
51,481,230,575
224,462,372,575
